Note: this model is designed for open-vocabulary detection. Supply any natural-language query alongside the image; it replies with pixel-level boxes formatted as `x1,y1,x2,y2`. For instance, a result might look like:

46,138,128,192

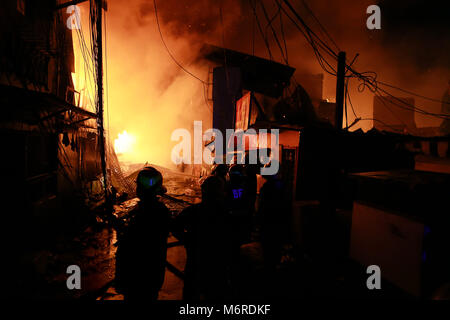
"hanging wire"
277,0,450,122
250,0,273,60
300,0,340,52
260,1,288,64
279,6,288,63
153,0,209,85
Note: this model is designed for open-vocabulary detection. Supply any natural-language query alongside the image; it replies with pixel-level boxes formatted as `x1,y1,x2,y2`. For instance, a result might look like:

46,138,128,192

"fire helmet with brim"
212,163,228,177
136,166,167,197
229,164,245,177
201,175,225,202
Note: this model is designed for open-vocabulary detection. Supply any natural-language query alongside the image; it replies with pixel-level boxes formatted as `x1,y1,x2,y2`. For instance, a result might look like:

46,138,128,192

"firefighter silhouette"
114,166,170,300
258,160,290,272
173,176,231,300
211,163,228,185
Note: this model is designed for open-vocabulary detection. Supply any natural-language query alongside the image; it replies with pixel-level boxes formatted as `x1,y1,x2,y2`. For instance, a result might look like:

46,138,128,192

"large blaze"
3,0,450,303
114,130,136,155
69,0,449,169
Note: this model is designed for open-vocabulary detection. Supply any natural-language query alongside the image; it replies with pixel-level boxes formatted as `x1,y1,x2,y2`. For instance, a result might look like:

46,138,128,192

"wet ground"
86,178,199,301
10,168,412,300
9,169,198,300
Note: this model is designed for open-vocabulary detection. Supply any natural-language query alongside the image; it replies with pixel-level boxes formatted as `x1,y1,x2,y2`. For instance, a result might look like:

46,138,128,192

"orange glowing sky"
71,0,449,167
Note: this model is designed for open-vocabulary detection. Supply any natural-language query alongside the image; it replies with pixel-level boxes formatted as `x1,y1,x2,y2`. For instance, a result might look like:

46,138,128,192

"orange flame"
114,130,136,155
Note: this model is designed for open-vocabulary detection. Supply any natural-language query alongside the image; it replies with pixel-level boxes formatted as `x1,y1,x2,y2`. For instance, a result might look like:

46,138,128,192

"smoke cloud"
74,0,449,167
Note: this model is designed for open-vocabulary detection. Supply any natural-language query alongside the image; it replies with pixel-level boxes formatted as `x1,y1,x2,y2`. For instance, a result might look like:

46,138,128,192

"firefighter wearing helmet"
115,166,170,300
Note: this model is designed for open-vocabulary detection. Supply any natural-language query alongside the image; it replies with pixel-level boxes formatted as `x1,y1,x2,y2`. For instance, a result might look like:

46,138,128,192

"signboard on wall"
235,91,251,131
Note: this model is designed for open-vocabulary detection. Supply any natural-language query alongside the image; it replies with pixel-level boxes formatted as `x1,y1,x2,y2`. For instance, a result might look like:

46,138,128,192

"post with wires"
94,0,110,210
335,51,346,129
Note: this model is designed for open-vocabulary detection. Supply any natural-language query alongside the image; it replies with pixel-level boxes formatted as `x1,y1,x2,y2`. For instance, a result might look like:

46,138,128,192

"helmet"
228,164,245,177
136,166,167,198
201,175,225,203
211,163,228,177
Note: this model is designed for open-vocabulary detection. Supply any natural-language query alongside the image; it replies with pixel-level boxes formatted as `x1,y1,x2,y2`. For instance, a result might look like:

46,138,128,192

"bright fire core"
114,130,136,155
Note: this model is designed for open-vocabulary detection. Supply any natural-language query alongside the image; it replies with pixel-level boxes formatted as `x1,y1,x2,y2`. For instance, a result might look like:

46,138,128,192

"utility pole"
335,51,346,129
95,0,109,209
56,0,109,208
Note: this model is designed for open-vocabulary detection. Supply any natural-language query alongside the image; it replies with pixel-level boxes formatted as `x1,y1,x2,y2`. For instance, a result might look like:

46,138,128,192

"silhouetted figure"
258,161,289,273
115,167,170,301
227,164,251,243
244,160,259,242
211,163,228,185
225,164,253,294
173,176,231,300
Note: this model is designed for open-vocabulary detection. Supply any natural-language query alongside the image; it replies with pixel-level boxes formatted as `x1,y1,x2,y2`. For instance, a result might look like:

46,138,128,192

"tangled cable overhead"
149,0,450,126
275,0,450,122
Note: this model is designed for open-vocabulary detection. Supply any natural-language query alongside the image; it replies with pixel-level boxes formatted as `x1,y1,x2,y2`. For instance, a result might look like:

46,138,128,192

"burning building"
200,41,450,299
0,0,107,245
2,0,450,303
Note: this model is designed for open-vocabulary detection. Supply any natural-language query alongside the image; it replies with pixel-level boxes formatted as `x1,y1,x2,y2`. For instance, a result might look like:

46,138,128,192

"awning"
0,84,97,124
200,44,295,98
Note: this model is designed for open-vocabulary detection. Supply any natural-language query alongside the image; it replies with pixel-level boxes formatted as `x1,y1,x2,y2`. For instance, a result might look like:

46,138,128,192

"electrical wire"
358,118,407,133
350,69,450,120
346,81,357,118
202,82,213,114
219,0,233,105
373,91,417,134
74,26,96,111
274,0,450,131
376,80,450,105
344,78,349,128
280,0,338,59
279,6,288,63
275,0,337,75
260,1,288,64
300,0,340,52
153,0,209,85
250,0,273,60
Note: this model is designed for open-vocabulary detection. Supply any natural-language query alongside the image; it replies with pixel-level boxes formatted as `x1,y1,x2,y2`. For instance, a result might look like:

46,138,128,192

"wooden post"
335,51,346,129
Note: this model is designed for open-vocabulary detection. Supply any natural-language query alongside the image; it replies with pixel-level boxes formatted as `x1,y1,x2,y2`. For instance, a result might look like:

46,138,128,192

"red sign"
235,92,251,131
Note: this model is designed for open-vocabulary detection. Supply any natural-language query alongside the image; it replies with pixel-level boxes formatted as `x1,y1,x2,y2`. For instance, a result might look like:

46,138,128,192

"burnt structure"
0,0,104,253
202,44,450,298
